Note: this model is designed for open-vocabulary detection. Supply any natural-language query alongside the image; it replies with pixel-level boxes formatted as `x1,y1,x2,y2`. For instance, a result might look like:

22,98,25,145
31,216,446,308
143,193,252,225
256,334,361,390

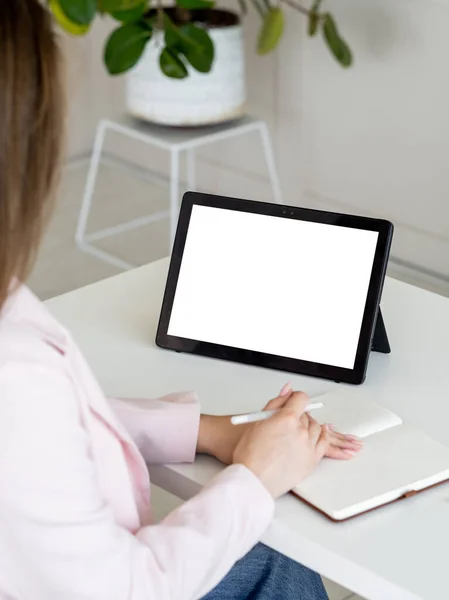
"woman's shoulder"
0,318,78,424
0,285,68,370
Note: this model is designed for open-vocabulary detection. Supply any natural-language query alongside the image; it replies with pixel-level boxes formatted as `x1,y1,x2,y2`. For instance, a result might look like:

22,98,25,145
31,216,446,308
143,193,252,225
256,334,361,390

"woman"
0,3,362,599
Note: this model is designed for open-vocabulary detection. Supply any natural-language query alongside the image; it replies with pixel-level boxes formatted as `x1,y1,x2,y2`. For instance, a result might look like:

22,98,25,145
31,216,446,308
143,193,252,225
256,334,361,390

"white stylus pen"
230,402,324,426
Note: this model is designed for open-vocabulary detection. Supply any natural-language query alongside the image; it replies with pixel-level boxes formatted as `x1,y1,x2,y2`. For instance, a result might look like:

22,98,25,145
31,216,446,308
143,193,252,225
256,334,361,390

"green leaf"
322,13,339,48
322,13,352,67
110,3,147,22
164,25,180,50
159,48,189,79
59,0,96,25
307,0,322,37
104,23,152,75
308,11,318,36
49,0,91,34
180,25,214,72
257,7,284,55
175,0,214,9
165,23,214,73
337,38,352,67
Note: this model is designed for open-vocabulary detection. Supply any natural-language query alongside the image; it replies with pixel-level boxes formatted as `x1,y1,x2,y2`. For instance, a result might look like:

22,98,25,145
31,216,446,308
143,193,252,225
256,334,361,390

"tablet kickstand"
372,308,391,354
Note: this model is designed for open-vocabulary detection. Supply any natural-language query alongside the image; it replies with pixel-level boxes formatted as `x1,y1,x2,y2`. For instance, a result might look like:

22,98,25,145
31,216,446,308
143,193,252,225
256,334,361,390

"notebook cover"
290,477,449,522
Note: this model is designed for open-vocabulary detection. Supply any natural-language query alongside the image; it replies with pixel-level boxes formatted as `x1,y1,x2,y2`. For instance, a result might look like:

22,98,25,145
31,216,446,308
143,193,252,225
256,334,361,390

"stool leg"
258,122,283,205
186,148,196,192
170,149,180,249
75,121,107,245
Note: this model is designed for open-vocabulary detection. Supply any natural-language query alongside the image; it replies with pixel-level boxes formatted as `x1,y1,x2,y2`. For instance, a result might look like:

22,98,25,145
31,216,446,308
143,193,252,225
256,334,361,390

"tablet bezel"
156,192,393,385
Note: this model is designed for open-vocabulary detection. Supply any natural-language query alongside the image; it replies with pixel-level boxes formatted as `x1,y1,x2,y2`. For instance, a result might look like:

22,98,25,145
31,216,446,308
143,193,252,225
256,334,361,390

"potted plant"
49,0,352,126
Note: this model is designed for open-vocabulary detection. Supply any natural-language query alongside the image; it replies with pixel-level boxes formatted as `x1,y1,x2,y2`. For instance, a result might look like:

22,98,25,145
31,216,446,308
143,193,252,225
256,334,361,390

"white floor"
30,161,364,599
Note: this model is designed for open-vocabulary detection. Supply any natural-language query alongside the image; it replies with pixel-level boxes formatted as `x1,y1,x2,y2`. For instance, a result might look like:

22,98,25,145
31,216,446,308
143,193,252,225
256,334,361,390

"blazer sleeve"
108,393,200,464
0,362,274,600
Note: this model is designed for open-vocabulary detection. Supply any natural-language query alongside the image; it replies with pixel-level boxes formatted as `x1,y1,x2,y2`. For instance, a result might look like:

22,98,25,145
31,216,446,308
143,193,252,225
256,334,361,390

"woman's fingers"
329,425,363,442
283,391,311,418
316,424,331,460
325,445,357,460
279,382,292,397
263,383,293,411
264,393,363,462
325,426,363,460
299,413,310,429
307,415,322,445
329,430,363,451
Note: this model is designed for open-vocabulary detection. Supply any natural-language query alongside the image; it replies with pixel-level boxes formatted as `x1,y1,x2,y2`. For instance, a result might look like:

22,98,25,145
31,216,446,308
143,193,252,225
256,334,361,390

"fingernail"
280,382,292,397
345,441,364,449
344,450,357,456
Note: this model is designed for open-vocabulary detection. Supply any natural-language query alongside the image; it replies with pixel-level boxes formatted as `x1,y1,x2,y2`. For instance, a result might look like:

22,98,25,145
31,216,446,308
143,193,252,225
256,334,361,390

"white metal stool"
75,114,283,271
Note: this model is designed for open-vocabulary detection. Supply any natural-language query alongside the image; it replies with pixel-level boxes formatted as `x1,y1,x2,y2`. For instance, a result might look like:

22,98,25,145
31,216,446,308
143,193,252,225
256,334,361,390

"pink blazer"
0,285,274,600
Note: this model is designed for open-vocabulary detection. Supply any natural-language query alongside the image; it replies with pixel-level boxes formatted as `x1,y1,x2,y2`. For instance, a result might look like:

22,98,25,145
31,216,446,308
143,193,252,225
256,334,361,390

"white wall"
63,0,449,295
62,20,124,156
284,0,449,295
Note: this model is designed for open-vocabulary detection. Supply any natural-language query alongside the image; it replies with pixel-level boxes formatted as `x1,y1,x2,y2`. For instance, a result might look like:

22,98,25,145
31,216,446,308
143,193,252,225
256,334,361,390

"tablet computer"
156,192,394,384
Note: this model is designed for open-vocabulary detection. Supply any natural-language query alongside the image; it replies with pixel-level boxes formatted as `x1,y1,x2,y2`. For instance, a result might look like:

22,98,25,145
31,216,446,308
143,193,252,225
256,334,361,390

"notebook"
293,390,449,521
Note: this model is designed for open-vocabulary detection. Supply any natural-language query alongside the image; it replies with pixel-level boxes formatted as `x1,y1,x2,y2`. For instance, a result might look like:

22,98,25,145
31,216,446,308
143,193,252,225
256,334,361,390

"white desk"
45,258,449,600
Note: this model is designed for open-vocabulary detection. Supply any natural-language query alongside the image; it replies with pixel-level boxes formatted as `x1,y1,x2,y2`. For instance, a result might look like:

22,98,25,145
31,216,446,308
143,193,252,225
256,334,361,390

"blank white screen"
168,205,379,369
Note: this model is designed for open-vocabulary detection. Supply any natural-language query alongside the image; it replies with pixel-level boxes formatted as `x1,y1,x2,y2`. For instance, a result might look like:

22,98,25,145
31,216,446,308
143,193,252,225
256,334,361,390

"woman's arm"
0,363,274,600
110,394,363,466
108,394,201,464
110,395,249,465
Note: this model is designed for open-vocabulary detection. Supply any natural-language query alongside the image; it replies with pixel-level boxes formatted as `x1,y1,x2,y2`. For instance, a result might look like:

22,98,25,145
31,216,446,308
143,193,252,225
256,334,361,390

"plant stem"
156,0,164,31
279,0,310,16
251,0,265,17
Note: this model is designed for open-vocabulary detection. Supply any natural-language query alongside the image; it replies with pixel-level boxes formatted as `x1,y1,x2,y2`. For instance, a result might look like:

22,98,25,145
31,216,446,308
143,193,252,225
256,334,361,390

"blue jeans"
202,543,328,600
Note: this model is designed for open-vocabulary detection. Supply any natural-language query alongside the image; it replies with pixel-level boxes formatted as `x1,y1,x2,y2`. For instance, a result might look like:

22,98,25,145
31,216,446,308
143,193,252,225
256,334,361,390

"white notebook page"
295,424,449,520
312,390,403,439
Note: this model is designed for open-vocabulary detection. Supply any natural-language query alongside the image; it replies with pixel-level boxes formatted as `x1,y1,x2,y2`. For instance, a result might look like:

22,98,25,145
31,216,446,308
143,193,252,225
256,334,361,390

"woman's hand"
263,384,364,460
233,392,330,498
196,384,363,464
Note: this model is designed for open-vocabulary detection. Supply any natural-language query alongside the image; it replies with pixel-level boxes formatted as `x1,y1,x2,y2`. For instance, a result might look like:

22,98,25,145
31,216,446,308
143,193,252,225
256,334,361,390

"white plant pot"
126,22,246,126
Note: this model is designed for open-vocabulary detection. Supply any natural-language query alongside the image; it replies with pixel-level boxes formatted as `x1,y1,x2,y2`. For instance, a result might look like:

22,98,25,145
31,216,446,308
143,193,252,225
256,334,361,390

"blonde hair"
0,0,64,309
